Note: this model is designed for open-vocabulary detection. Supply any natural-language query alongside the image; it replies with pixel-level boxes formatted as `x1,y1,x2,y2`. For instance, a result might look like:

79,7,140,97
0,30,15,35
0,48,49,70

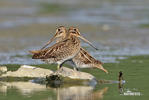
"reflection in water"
56,86,93,100
55,86,108,100
0,84,7,93
91,87,108,100
0,82,108,100
118,81,124,94
0,82,47,95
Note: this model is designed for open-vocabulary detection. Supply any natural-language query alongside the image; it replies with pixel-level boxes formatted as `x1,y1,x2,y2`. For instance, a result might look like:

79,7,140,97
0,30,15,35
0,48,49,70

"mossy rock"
45,74,91,87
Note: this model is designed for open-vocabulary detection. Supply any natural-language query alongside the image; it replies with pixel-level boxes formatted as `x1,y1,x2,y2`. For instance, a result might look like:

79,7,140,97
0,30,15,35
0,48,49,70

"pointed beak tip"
102,69,108,74
95,48,99,50
105,70,108,74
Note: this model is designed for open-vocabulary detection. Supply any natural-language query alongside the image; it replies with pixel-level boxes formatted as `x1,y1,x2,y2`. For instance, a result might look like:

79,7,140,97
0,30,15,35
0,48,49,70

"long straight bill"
78,35,98,50
41,34,56,50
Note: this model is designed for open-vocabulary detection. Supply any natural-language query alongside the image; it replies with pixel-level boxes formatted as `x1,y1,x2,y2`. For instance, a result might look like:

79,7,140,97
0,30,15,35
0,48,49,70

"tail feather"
95,64,108,74
29,50,45,59
94,60,104,65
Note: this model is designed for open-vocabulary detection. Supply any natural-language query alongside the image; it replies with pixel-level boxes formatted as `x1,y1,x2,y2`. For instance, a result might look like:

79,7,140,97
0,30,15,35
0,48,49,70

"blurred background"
0,0,149,64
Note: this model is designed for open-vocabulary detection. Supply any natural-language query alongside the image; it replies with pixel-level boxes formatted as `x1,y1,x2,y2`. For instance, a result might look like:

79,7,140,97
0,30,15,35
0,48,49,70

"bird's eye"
74,28,77,31
58,28,61,31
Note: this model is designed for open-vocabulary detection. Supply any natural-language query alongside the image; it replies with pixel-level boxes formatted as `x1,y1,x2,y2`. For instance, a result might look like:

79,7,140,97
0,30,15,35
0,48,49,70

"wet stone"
1,65,53,78
53,67,95,80
0,65,97,86
0,66,7,75
0,66,7,73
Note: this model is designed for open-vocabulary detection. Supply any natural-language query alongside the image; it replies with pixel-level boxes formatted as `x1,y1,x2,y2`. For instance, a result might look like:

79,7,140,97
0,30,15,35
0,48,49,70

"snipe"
40,26,108,73
30,26,97,71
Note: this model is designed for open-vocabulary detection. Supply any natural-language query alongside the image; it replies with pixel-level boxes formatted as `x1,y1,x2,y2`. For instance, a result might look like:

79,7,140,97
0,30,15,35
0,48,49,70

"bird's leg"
59,63,64,71
73,67,79,71
56,62,64,74
54,64,60,76
72,64,79,76
57,64,60,70
71,60,79,71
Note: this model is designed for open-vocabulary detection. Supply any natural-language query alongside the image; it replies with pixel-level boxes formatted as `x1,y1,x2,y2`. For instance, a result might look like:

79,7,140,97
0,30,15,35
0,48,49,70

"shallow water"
0,82,142,100
0,56,149,100
0,82,107,100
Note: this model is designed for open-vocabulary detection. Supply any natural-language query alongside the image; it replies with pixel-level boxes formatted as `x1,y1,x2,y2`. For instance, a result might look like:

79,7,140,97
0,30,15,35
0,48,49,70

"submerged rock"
1,65,53,78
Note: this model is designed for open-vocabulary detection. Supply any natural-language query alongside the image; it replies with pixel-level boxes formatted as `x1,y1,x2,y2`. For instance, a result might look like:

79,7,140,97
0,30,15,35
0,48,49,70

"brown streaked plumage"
40,26,108,73
30,26,97,70
72,48,108,73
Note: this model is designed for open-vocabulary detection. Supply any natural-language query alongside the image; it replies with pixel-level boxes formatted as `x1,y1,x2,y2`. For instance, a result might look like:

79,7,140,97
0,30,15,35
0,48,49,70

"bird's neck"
56,33,67,43
63,33,80,44
56,36,65,43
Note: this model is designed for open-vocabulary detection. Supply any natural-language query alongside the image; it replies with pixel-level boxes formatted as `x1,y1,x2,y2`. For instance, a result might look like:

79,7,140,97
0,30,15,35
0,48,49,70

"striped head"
68,27,81,36
55,26,67,40
41,26,67,50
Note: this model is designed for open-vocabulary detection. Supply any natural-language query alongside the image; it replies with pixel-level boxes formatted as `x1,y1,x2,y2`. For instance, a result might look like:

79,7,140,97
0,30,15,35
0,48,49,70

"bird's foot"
73,67,79,71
